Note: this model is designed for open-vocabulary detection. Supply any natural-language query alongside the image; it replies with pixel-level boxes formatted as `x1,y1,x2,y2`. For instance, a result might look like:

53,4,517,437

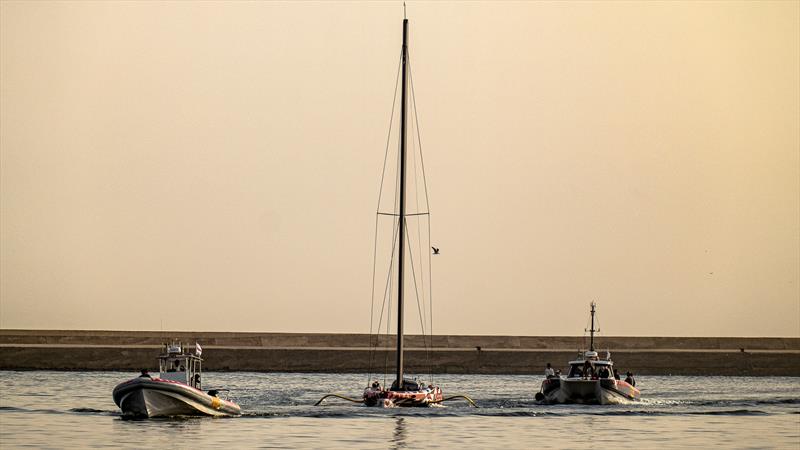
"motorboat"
112,341,241,418
535,303,641,405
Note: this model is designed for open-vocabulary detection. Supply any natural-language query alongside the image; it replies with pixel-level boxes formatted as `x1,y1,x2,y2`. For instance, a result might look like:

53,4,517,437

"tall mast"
395,17,409,389
589,302,597,352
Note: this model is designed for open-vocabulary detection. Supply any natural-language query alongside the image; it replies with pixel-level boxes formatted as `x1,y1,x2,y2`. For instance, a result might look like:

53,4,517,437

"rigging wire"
368,212,401,386
403,218,427,338
375,128,403,387
368,49,403,387
383,89,408,384
408,54,436,383
383,267,392,388
381,101,406,386
403,218,431,380
366,212,380,386
383,147,402,387
426,216,434,384
376,49,404,212
407,57,432,212
408,68,431,382
410,85,434,381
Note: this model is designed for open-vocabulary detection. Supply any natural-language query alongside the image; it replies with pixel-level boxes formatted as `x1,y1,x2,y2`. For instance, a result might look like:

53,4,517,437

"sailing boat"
316,13,474,409
362,14,443,408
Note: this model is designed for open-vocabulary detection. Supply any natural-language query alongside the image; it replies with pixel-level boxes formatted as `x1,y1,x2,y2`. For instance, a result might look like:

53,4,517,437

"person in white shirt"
544,363,555,378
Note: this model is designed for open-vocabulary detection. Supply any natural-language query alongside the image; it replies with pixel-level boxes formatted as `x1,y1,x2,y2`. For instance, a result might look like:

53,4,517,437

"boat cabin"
567,351,615,379
158,342,202,389
390,378,424,391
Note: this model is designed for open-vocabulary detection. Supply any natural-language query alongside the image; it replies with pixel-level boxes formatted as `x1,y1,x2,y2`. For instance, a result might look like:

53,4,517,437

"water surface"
1,371,798,448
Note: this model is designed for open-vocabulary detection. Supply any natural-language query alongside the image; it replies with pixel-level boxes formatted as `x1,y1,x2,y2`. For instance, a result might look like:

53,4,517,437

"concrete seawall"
1,330,798,376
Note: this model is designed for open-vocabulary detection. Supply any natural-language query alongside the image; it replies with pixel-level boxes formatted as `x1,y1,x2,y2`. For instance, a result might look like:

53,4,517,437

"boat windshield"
567,362,614,379
567,364,584,378
157,344,202,388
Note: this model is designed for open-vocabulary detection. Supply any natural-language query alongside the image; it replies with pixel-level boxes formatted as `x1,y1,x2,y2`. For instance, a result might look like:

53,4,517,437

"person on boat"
624,372,636,387
582,360,594,379
613,368,621,380
598,366,610,379
371,380,381,390
139,369,151,379
544,363,555,378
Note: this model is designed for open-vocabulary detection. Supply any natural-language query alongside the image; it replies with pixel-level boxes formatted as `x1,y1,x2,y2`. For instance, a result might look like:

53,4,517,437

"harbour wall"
1,330,798,376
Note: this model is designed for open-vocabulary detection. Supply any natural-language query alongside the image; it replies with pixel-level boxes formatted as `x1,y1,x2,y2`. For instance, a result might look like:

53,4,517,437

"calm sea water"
0,371,798,449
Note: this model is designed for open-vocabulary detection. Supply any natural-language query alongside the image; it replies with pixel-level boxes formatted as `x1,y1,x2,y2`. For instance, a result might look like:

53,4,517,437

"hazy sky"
1,1,798,336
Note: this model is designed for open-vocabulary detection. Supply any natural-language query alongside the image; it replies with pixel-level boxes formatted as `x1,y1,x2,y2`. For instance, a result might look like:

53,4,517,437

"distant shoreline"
1,330,798,375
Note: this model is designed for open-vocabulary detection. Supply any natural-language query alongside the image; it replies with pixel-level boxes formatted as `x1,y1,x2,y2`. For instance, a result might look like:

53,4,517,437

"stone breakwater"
0,330,797,375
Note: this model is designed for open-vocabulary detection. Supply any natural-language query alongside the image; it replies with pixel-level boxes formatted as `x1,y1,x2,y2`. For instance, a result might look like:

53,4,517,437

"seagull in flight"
431,247,440,255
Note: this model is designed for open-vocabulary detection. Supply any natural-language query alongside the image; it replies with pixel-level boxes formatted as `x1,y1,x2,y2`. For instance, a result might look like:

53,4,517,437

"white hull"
113,378,241,418
540,379,640,405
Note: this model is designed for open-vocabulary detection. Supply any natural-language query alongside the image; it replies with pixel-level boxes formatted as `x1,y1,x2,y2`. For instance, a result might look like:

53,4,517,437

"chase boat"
535,303,641,405
112,342,241,418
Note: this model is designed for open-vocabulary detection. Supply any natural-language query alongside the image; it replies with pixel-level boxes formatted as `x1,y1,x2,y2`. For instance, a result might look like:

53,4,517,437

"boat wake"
638,397,800,408
690,397,800,407
1,402,792,420
69,407,113,414
478,409,772,417
235,407,776,419
0,406,119,416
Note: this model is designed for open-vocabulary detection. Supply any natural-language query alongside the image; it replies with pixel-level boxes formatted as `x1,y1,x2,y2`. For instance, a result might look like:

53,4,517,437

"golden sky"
1,1,798,336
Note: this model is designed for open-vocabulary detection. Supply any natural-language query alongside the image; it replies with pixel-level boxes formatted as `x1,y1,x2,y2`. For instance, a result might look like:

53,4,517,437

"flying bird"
432,247,440,255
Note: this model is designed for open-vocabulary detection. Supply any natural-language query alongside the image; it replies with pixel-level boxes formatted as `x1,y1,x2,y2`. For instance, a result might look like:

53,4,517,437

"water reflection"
391,417,407,449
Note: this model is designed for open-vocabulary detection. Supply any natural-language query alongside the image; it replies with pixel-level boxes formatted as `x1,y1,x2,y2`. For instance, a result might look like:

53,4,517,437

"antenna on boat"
586,301,598,352
403,2,406,19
